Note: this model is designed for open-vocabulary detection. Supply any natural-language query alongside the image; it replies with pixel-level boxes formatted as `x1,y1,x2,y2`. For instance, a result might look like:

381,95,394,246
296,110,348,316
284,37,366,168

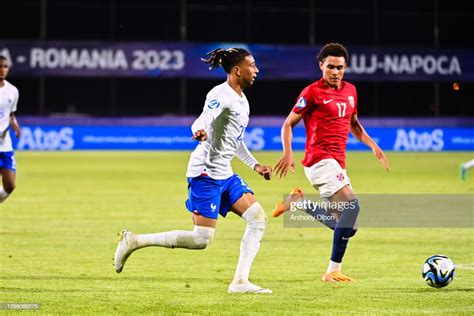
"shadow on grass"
415,288,474,293
0,275,219,282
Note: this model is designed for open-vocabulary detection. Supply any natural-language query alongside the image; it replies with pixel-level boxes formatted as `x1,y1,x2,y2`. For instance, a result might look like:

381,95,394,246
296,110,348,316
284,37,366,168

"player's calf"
325,199,360,277
231,202,271,291
0,170,16,202
113,226,215,273
331,199,360,261
134,226,215,250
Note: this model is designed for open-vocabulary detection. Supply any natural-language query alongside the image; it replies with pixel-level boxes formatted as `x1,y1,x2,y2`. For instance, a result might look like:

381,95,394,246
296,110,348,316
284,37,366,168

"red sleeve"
352,86,358,116
292,85,314,116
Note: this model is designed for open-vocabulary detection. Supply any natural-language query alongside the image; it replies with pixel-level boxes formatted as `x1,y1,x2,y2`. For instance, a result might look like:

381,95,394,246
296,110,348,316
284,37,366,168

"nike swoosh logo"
323,99,333,104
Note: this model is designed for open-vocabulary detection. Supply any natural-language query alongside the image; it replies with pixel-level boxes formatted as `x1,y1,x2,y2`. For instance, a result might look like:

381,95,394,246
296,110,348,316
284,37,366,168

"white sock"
232,202,267,284
463,159,474,169
327,260,342,274
135,225,215,249
0,187,9,203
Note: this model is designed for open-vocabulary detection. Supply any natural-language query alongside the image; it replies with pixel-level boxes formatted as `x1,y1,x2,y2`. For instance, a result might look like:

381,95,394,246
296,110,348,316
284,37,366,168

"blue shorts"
185,174,254,220
0,151,16,172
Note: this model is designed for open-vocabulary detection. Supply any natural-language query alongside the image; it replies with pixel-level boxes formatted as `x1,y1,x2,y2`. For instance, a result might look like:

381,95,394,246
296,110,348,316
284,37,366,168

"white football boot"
113,229,137,273
228,281,272,294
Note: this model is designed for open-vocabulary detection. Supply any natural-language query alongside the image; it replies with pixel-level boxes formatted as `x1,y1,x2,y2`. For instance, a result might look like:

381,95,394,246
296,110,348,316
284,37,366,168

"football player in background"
460,159,474,180
0,55,21,203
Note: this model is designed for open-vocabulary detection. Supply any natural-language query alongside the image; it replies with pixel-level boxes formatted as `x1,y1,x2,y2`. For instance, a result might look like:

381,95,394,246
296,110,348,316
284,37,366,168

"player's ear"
319,62,324,71
234,65,241,77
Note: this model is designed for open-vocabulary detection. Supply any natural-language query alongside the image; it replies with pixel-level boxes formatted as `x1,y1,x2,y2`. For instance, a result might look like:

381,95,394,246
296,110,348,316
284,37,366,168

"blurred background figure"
460,159,474,180
0,55,21,202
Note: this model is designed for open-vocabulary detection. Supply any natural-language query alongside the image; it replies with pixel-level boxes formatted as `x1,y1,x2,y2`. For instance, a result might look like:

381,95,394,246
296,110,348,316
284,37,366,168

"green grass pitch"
1,151,473,314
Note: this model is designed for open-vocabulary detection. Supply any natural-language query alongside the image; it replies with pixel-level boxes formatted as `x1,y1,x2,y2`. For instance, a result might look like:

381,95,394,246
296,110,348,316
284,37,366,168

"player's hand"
372,145,390,171
254,164,272,180
192,129,207,141
274,153,295,178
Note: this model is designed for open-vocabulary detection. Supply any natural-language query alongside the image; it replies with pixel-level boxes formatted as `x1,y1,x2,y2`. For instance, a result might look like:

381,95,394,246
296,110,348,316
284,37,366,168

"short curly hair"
317,43,349,64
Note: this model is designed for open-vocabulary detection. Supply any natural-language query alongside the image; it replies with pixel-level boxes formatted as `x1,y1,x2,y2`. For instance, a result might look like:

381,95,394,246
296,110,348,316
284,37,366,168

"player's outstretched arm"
350,114,390,171
275,112,302,178
10,113,21,138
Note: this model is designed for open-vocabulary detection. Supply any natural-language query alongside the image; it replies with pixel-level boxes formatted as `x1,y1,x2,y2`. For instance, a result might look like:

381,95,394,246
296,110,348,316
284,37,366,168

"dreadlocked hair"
201,48,250,73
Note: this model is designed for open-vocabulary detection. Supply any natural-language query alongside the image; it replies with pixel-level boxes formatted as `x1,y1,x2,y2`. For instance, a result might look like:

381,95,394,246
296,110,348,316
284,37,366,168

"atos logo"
17,127,74,150
393,129,444,151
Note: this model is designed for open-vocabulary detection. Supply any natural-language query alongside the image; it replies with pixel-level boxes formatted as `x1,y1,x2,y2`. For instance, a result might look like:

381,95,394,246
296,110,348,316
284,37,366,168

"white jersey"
0,80,19,152
186,82,257,180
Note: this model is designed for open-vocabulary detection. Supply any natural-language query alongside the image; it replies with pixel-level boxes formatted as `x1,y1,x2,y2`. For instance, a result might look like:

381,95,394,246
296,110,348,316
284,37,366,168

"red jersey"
292,78,358,169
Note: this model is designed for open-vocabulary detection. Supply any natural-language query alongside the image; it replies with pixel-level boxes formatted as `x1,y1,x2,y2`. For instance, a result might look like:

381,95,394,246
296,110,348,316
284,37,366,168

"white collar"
224,82,245,102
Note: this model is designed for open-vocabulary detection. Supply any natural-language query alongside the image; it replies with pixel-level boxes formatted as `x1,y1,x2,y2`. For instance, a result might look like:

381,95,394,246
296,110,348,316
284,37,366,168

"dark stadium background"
1,0,473,117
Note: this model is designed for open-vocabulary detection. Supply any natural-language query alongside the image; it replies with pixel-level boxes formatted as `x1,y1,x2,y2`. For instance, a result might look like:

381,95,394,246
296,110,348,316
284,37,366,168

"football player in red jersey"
273,43,389,283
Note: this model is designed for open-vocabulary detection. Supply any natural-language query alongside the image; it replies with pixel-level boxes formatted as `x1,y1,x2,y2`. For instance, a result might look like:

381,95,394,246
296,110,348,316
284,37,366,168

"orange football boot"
272,187,304,217
322,271,355,283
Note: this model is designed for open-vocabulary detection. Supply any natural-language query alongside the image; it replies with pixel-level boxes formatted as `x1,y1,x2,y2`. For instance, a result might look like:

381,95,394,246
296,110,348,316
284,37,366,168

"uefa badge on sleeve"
295,97,306,109
207,99,220,109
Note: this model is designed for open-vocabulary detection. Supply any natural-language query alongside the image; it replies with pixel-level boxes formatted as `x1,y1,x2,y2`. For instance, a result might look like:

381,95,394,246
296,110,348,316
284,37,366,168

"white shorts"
303,158,351,198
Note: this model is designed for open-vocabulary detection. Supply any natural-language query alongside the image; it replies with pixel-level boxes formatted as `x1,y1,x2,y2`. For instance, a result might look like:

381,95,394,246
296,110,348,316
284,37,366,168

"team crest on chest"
348,96,355,108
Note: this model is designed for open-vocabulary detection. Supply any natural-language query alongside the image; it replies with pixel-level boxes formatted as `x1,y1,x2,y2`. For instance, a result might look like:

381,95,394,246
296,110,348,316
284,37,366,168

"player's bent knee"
348,199,360,214
343,199,360,221
337,199,360,233
244,202,267,230
191,226,215,249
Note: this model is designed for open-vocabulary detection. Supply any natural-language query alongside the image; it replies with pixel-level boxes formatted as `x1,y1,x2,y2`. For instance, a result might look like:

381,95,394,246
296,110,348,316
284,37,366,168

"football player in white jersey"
114,48,274,293
0,56,21,203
